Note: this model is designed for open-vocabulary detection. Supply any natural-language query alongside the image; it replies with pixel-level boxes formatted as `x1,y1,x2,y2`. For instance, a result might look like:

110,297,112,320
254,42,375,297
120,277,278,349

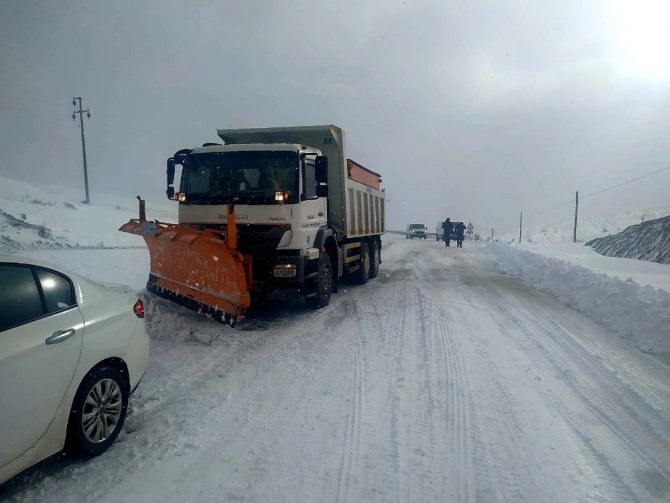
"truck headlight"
273,264,297,278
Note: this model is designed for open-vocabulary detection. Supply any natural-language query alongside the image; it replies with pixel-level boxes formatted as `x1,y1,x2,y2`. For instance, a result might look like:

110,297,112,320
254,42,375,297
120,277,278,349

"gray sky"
1,0,669,233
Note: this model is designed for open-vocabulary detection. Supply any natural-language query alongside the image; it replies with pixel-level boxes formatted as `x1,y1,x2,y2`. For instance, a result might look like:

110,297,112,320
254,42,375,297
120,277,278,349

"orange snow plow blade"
119,212,252,324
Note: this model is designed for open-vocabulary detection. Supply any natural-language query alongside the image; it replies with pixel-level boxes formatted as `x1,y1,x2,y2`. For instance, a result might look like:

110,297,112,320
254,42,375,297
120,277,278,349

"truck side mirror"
316,185,328,198
166,159,176,199
315,156,328,183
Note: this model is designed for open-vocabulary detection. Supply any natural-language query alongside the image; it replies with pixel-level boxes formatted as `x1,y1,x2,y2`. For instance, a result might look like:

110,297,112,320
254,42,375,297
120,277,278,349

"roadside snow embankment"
491,243,670,355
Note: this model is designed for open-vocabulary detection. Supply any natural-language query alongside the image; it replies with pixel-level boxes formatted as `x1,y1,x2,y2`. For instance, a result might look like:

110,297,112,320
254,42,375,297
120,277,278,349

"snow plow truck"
120,125,385,325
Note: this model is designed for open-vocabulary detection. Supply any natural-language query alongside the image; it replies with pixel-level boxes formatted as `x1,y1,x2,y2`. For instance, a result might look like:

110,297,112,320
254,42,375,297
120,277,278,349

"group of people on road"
441,218,467,248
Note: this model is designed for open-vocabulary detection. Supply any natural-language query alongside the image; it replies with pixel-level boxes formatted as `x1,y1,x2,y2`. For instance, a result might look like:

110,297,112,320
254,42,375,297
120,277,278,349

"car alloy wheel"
82,378,123,444
67,366,129,456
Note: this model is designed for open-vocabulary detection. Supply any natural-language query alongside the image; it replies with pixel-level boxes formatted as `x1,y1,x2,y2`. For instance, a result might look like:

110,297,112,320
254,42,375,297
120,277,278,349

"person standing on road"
442,218,453,247
455,221,466,247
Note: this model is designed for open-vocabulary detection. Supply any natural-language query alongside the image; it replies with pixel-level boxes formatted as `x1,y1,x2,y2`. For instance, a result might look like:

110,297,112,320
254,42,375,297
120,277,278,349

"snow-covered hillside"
0,176,176,250
587,215,670,264
499,204,670,244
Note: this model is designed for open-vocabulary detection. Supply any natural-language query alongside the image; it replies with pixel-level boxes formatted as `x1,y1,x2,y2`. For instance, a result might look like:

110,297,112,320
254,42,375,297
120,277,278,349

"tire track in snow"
452,275,542,502
511,301,670,498
434,303,472,501
473,276,668,501
334,298,365,503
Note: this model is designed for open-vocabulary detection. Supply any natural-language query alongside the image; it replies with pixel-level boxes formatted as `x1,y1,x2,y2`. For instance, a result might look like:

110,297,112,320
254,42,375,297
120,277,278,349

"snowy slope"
587,215,670,264
500,204,670,244
0,176,176,250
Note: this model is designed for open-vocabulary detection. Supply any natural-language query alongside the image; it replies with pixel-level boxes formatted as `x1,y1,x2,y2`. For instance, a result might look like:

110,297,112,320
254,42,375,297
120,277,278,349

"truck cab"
176,143,326,253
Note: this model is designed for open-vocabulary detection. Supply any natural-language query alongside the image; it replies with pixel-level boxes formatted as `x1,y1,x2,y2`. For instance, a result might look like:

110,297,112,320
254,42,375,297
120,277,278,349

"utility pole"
491,227,494,242
72,97,91,204
519,211,523,244
573,190,578,243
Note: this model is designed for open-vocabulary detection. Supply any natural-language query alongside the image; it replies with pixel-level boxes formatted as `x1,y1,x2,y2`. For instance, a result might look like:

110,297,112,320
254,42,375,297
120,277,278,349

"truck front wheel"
306,253,333,309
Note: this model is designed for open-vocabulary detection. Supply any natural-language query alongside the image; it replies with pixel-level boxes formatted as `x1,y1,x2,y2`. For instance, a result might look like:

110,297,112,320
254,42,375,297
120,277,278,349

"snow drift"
492,243,670,355
586,215,670,264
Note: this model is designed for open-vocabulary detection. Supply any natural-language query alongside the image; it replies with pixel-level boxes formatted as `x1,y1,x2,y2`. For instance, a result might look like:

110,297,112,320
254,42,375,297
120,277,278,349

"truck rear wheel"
369,241,380,279
306,253,333,309
356,242,370,284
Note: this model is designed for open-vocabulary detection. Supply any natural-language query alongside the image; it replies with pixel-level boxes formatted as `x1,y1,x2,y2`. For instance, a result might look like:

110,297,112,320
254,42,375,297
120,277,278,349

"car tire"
369,240,380,279
356,242,370,284
306,252,333,309
66,366,129,457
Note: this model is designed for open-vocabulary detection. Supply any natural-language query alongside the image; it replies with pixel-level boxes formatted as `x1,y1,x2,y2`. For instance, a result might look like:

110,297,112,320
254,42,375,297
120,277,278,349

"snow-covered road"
3,236,670,502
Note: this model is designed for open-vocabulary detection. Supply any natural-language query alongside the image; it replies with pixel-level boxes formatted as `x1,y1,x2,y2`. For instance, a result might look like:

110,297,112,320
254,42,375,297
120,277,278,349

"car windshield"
411,224,425,229
180,151,299,204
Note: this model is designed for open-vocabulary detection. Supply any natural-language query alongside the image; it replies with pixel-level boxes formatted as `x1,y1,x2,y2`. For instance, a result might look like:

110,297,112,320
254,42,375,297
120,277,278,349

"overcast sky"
1,0,669,233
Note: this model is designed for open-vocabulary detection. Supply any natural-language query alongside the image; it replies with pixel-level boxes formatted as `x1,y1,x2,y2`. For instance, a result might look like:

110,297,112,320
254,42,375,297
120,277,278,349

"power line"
528,165,670,216
581,165,670,200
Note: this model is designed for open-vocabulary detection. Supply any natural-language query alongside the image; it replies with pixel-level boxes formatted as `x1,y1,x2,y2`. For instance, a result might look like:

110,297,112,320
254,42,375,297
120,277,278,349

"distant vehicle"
0,255,149,486
406,223,427,239
436,221,463,241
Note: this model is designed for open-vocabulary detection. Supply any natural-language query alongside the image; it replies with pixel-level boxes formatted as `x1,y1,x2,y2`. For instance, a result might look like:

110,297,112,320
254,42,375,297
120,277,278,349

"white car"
0,254,149,485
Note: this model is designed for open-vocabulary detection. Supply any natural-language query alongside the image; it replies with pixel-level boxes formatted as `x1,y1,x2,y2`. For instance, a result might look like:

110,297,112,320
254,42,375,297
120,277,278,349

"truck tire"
369,240,380,279
306,252,333,309
356,242,370,284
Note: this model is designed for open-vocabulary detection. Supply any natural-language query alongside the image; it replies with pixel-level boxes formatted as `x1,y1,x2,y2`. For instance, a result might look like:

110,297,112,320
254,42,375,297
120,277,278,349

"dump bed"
217,125,384,239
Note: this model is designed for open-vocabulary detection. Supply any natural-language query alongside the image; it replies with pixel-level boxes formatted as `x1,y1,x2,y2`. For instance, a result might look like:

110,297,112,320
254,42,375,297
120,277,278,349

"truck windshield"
180,151,299,204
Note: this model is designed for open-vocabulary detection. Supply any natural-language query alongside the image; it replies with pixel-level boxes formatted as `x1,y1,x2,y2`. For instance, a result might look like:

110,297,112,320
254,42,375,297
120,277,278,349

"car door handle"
45,328,76,345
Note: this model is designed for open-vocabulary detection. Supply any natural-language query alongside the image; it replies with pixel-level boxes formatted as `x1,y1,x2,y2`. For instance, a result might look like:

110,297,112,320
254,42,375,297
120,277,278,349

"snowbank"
491,243,670,355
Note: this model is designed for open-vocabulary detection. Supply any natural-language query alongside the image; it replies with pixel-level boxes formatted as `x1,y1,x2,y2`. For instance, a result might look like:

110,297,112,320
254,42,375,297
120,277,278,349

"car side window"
0,265,44,332
35,269,75,314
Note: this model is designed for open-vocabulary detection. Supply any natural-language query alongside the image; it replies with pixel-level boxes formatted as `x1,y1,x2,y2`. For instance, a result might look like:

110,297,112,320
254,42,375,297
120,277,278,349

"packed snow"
2,176,670,502
492,243,670,355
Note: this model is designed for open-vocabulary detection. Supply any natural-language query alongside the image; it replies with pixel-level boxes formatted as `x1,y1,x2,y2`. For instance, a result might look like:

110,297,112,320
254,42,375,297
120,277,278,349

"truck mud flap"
119,219,252,324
